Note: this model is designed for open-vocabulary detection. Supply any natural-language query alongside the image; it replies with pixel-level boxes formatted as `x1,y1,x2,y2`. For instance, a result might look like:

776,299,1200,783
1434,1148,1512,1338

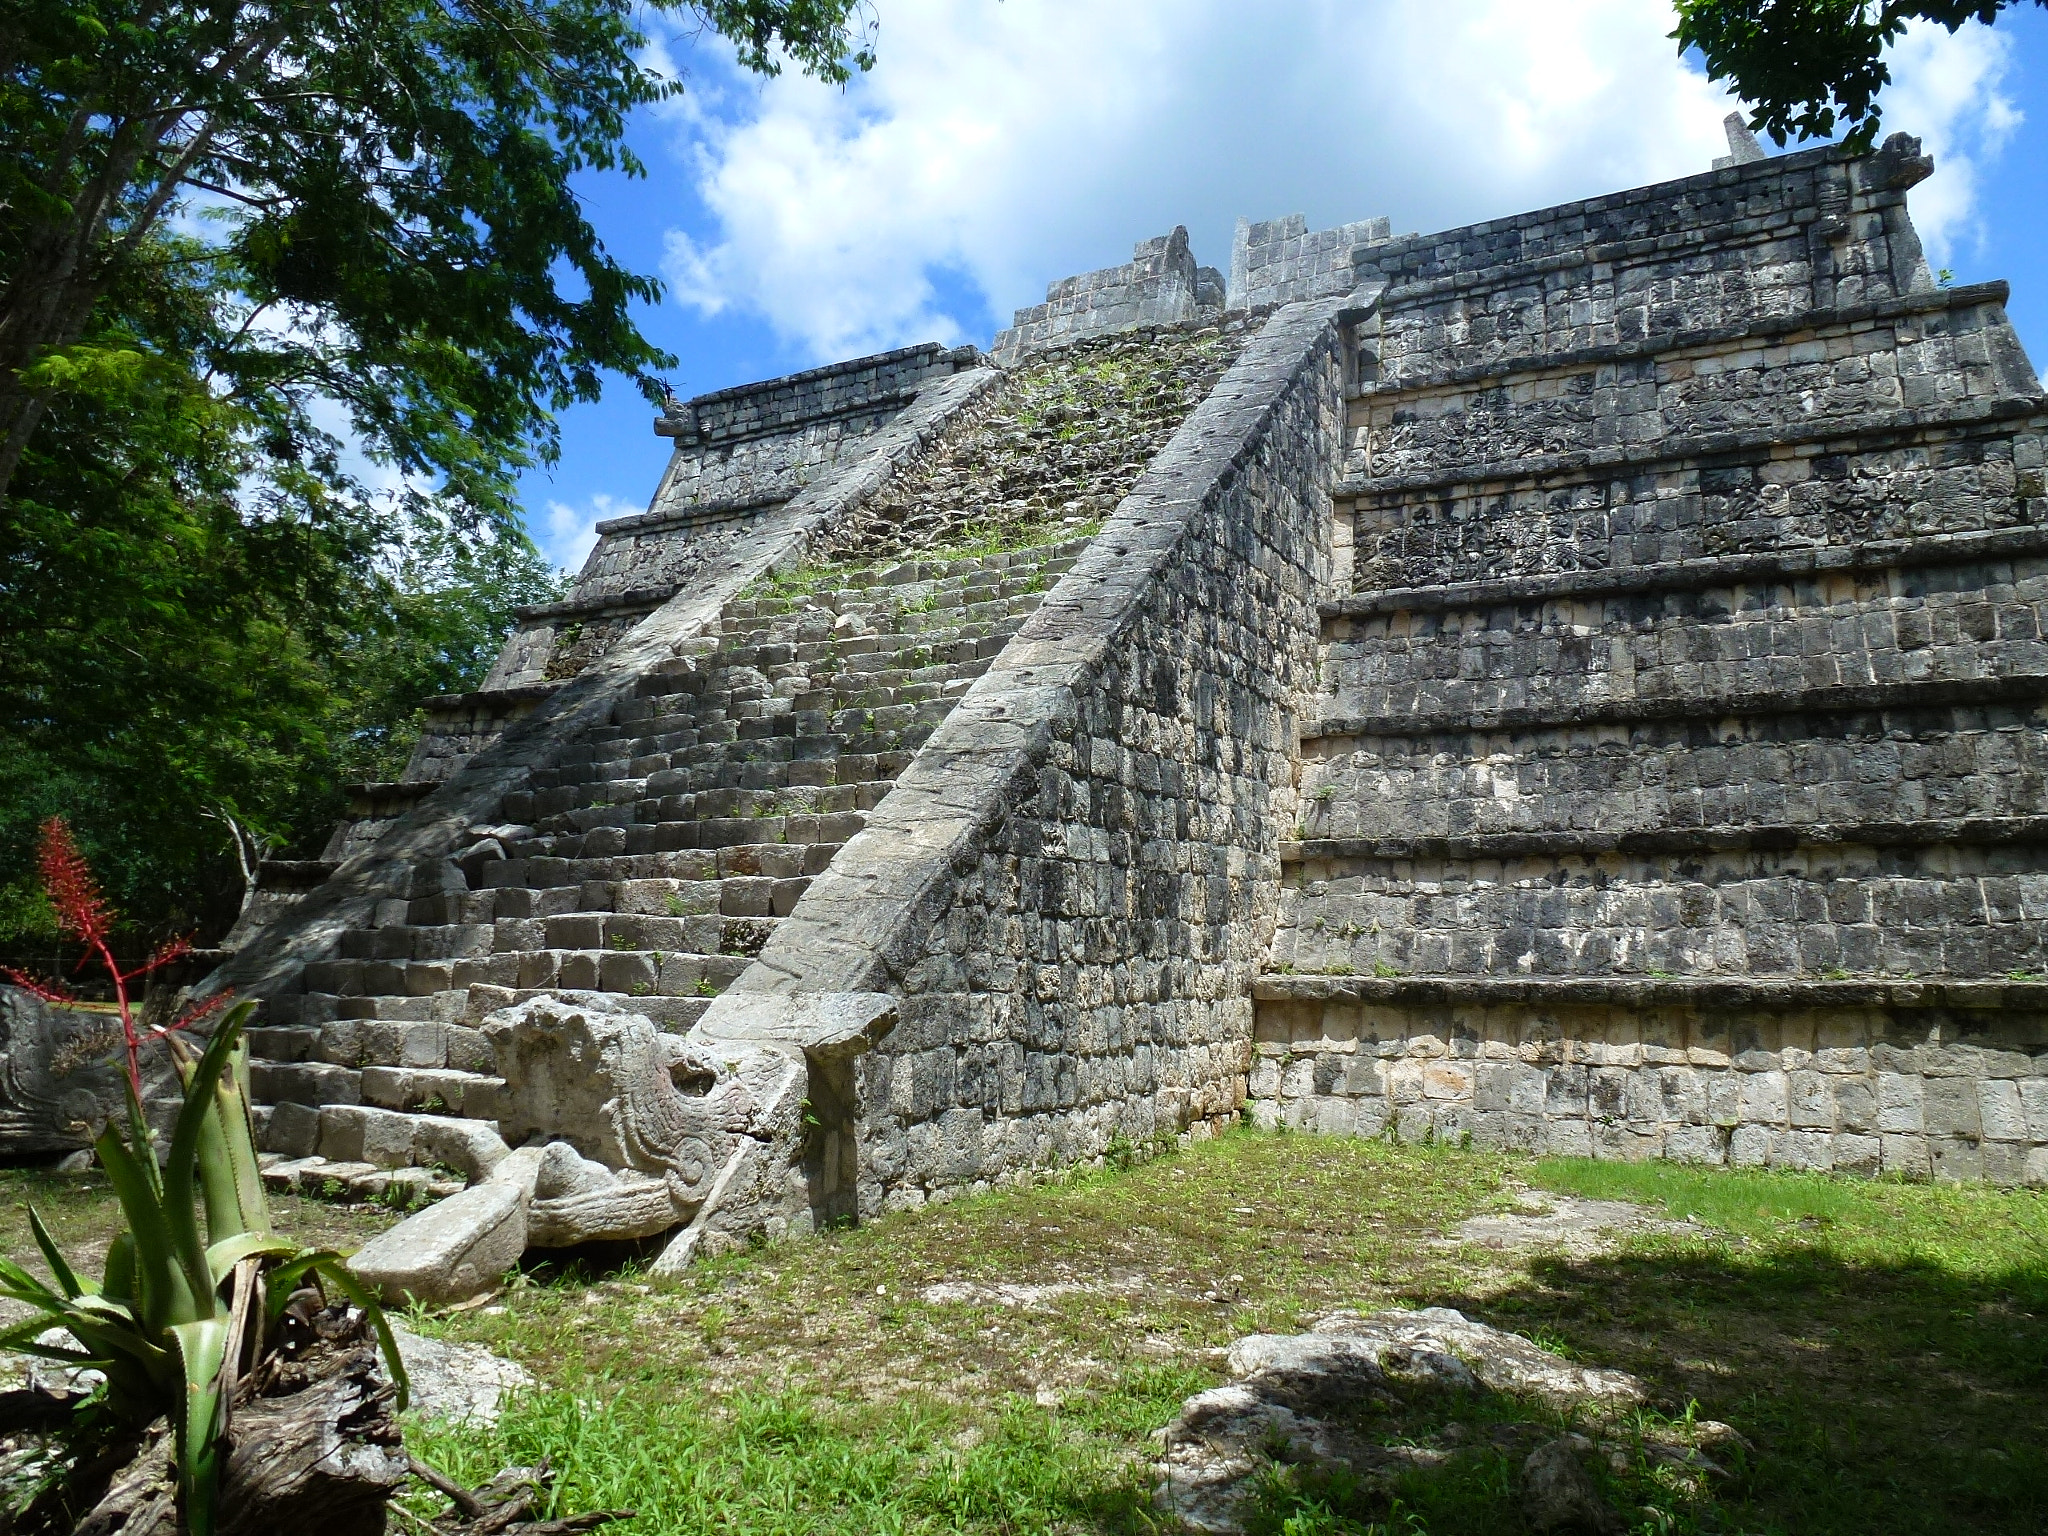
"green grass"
8,1134,2048,1534
1533,1155,2048,1261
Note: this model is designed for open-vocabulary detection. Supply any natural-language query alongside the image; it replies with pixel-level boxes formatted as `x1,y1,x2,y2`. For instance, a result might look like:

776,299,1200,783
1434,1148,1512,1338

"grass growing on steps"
8,1136,2048,1532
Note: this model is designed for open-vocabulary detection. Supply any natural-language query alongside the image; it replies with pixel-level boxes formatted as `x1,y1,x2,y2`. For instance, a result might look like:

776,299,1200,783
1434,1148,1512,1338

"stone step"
1280,817,2048,865
1290,704,2048,845
359,1065,500,1117
1251,971,2048,1013
260,1101,509,1180
257,1155,458,1207
462,984,713,1033
503,944,761,994
473,834,855,890
537,780,891,828
1304,673,2048,742
1270,846,2048,982
1318,567,2048,728
246,1025,322,1061
252,1059,361,1107
314,1017,494,1071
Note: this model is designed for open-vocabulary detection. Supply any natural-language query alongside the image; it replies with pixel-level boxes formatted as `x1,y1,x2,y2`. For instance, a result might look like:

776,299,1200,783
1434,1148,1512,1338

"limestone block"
1786,1071,1835,1129
1832,1133,1881,1176
1923,1078,1983,1139
1738,1071,1788,1127
1876,1073,1924,1133
1707,1074,1742,1127
1589,1068,1629,1121
1312,1097,1356,1136
1981,1140,2027,1187
1881,1133,1932,1178
1664,1125,1725,1165
1978,1080,2028,1143
1778,1130,1834,1172
1729,1124,1773,1168
1540,1120,1594,1158
263,1100,320,1159
1421,1062,1472,1101
347,1179,527,1306
1833,1078,1877,1133
2027,1146,2048,1187
1247,1058,1280,1099
2021,1079,2048,1141
1930,1136,1983,1182
1341,1057,1385,1097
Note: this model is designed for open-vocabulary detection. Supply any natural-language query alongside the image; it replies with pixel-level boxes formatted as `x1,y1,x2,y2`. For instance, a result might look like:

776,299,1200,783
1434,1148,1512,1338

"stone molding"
1336,395,2047,501
1322,525,2048,619
1253,972,2048,1012
1308,673,2048,741
1281,815,2048,865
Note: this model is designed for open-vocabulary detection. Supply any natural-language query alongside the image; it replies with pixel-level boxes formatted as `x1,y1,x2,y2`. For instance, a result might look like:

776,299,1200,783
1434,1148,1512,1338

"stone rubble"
1154,1307,1694,1535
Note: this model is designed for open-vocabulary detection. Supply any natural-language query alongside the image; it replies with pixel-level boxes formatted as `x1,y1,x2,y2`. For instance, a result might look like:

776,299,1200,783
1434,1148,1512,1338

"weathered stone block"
348,1179,527,1306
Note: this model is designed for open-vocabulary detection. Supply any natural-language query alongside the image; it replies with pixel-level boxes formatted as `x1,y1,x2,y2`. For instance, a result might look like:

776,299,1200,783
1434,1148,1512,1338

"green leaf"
169,1318,230,1536
27,1206,89,1299
163,1012,247,1313
204,1233,295,1288
311,1259,409,1414
211,1009,274,1238
0,1314,93,1362
261,1250,328,1319
0,1254,65,1310
102,1230,136,1307
96,1119,199,1333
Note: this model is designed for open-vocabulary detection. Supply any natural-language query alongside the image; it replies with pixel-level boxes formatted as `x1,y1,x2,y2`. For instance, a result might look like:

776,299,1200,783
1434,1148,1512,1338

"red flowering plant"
2,816,229,1097
0,817,404,1536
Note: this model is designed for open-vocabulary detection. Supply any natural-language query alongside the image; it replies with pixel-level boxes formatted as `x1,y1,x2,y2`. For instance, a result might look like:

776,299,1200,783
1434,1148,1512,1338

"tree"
0,0,876,508
0,1,875,946
1674,1,2045,149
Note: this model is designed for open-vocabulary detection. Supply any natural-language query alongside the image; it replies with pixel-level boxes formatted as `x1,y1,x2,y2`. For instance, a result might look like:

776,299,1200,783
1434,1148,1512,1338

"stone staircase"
1252,137,2048,1180
235,317,1253,1187
248,539,1086,1149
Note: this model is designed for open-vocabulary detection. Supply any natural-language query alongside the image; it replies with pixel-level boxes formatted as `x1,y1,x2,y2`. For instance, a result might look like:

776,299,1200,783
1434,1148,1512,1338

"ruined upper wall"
1229,213,1393,313
991,227,1225,364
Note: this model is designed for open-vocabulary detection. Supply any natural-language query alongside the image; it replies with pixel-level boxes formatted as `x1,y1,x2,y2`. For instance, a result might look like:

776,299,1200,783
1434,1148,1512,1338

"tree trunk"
64,1346,404,1536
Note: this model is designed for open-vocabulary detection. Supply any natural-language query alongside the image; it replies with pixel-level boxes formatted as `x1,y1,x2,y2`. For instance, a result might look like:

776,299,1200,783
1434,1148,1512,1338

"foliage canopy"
0,1,875,943
1674,0,2046,149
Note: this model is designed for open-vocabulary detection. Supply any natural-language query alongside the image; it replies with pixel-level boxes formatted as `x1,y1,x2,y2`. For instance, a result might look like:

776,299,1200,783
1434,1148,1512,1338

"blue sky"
517,1,2048,573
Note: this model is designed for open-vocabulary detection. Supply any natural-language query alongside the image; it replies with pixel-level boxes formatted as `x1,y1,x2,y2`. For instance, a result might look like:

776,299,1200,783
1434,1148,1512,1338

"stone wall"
1250,985,2048,1186
703,296,1353,1218
1252,134,2048,1184
992,227,1226,364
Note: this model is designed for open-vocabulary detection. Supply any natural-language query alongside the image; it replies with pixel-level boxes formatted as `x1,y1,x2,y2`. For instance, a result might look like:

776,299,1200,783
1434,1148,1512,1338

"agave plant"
0,820,406,1535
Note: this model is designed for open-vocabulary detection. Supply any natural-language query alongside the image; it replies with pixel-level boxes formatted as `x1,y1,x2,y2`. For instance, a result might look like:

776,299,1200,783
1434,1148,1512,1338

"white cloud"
653,0,2024,363
1880,18,2022,265
539,492,637,576
655,0,1738,360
